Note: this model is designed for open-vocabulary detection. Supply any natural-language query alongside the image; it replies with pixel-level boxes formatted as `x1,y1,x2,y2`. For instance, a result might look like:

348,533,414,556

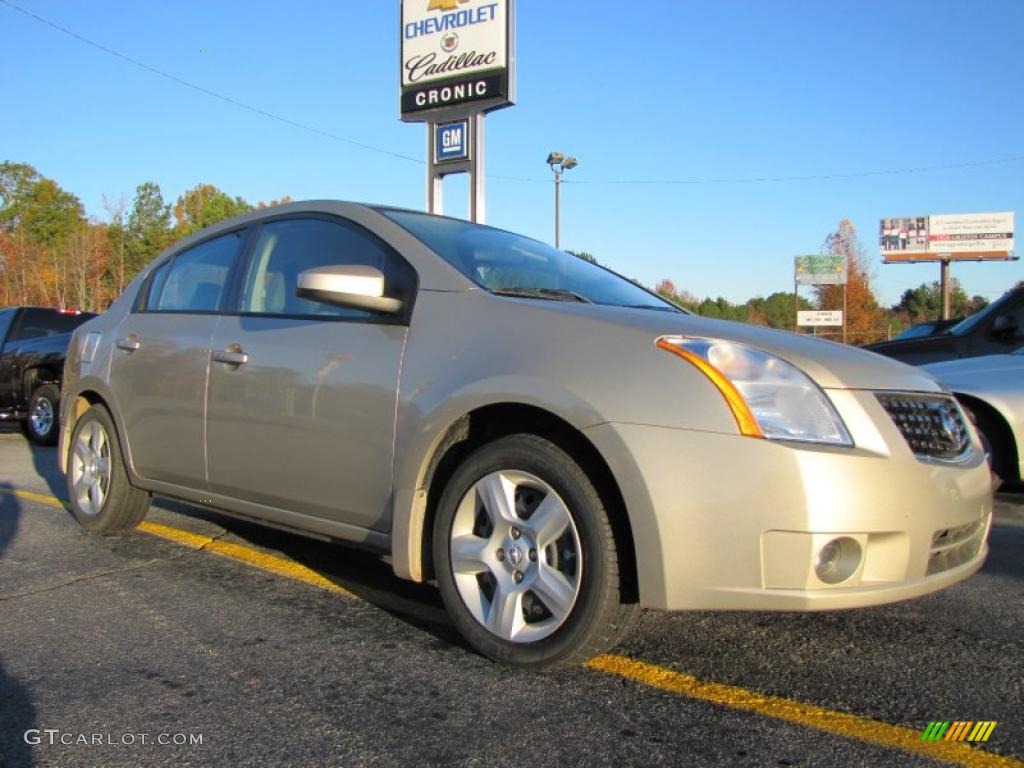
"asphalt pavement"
0,426,1021,768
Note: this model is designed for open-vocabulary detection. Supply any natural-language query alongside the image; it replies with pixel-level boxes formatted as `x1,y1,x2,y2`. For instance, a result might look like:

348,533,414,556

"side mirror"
296,265,403,315
991,314,1018,338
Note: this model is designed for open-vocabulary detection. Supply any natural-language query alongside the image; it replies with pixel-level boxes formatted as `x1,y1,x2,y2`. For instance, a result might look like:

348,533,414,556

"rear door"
108,230,247,487
205,216,415,530
0,308,19,410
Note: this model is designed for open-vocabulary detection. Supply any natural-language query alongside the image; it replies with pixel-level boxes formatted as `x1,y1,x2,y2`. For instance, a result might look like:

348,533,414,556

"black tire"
433,434,639,669
66,404,150,534
972,407,1017,485
25,383,61,446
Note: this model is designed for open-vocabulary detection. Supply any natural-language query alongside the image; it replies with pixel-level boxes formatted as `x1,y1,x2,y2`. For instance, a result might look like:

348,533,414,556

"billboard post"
400,0,516,223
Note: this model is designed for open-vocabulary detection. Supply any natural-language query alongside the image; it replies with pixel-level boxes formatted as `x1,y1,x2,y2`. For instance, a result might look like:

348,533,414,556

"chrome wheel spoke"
90,425,106,455
476,472,519,526
450,535,491,575
88,480,103,511
531,566,576,622
525,493,571,549
73,471,91,497
73,442,91,468
487,582,524,639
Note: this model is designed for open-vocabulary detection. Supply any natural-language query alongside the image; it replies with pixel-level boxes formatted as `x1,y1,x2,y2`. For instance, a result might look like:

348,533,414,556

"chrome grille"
876,394,970,460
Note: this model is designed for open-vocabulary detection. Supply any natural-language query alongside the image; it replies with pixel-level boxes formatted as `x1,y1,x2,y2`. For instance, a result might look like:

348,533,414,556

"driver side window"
239,218,409,320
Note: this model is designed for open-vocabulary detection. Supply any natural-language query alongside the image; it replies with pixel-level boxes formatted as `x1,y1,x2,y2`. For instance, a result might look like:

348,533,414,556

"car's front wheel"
433,434,638,668
67,404,150,534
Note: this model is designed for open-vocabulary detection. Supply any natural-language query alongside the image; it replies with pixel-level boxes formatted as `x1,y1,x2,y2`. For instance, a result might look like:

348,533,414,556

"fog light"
815,537,862,585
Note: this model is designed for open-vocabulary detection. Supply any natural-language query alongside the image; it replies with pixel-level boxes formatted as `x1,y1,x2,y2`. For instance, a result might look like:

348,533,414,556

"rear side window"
239,218,414,320
0,309,14,343
150,232,242,313
7,309,93,342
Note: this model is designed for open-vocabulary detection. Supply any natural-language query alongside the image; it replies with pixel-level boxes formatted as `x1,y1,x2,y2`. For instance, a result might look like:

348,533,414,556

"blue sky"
2,0,1022,306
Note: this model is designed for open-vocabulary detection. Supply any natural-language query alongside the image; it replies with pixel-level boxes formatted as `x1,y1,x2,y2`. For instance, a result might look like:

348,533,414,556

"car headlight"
657,336,853,446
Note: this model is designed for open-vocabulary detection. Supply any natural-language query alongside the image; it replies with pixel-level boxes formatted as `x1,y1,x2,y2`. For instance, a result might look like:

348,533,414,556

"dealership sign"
880,212,1014,261
795,254,848,285
400,0,514,120
797,310,843,327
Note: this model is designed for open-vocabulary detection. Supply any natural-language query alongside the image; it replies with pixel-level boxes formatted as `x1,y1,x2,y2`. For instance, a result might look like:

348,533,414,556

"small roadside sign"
435,120,469,163
798,310,843,327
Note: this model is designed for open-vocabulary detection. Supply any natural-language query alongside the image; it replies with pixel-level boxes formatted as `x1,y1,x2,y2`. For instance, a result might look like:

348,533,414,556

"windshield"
380,209,682,312
893,322,938,340
949,292,1009,336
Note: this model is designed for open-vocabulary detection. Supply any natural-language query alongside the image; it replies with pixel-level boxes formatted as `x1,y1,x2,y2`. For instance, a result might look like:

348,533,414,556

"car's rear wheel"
433,434,638,669
25,383,60,446
67,405,150,534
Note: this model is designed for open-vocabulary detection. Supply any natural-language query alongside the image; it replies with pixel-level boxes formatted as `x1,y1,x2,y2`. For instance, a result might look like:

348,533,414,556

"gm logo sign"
435,120,469,162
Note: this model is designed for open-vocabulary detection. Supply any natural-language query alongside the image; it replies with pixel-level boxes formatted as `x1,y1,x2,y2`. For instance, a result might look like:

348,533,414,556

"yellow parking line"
4,486,1020,768
137,521,351,596
585,655,1021,768
0,488,349,596
6,488,67,509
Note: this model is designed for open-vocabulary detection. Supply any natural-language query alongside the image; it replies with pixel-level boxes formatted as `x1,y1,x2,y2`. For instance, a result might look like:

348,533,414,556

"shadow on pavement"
29,444,67,505
0,484,38,768
153,499,466,651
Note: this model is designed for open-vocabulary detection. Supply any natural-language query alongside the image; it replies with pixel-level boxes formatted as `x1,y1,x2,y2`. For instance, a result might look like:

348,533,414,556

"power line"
565,155,1024,185
4,0,1023,187
0,0,422,165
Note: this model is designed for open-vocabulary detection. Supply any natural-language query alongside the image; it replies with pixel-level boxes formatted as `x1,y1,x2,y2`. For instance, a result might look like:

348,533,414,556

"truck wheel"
433,434,638,669
67,404,150,534
25,384,61,446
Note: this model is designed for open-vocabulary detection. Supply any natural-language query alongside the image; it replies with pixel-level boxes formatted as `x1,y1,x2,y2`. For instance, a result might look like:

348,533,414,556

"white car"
925,348,1024,487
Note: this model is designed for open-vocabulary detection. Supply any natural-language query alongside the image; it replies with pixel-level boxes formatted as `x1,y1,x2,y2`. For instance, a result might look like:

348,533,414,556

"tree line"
0,163,992,344
0,161,290,311
644,219,989,343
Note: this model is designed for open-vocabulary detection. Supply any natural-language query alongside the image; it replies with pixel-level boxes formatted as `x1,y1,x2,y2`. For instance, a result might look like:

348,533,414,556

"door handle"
212,348,248,366
116,336,140,352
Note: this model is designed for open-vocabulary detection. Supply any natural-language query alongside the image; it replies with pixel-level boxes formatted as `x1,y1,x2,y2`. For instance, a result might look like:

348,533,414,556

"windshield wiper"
491,287,592,303
624,303,684,313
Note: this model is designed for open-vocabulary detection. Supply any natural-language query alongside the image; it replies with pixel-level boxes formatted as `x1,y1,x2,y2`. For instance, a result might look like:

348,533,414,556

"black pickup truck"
0,307,97,445
865,286,1024,365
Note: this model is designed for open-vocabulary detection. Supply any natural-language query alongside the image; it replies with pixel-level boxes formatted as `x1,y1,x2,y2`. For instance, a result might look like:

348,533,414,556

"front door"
205,216,415,530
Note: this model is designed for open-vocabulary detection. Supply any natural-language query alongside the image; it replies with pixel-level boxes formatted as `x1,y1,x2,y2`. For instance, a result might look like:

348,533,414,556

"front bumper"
584,389,993,611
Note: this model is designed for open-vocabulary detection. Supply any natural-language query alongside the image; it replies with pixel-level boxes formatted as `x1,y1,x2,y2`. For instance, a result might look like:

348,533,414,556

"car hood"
924,353,1024,380
526,300,944,392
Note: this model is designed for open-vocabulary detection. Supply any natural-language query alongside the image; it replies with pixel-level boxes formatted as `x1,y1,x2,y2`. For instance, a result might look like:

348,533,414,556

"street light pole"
547,152,577,249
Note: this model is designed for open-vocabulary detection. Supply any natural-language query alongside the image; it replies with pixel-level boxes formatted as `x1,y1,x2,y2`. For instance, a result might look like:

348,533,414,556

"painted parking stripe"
585,655,1020,768
3,486,1020,768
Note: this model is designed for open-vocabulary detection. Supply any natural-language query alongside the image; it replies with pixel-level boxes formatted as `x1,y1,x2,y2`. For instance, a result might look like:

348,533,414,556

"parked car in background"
0,307,97,444
865,286,1024,364
924,349,1023,488
59,201,992,668
890,317,962,341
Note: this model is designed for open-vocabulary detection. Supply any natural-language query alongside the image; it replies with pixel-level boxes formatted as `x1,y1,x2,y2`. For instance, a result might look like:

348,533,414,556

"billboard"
400,0,515,121
795,254,848,285
929,212,1014,254
880,212,1014,261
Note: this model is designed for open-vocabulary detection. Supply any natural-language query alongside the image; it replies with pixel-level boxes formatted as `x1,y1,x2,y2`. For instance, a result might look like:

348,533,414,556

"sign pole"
426,122,444,215
842,283,847,344
470,113,485,224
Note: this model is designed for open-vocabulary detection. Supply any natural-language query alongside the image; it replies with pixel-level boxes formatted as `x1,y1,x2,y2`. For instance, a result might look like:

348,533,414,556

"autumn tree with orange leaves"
814,219,887,344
